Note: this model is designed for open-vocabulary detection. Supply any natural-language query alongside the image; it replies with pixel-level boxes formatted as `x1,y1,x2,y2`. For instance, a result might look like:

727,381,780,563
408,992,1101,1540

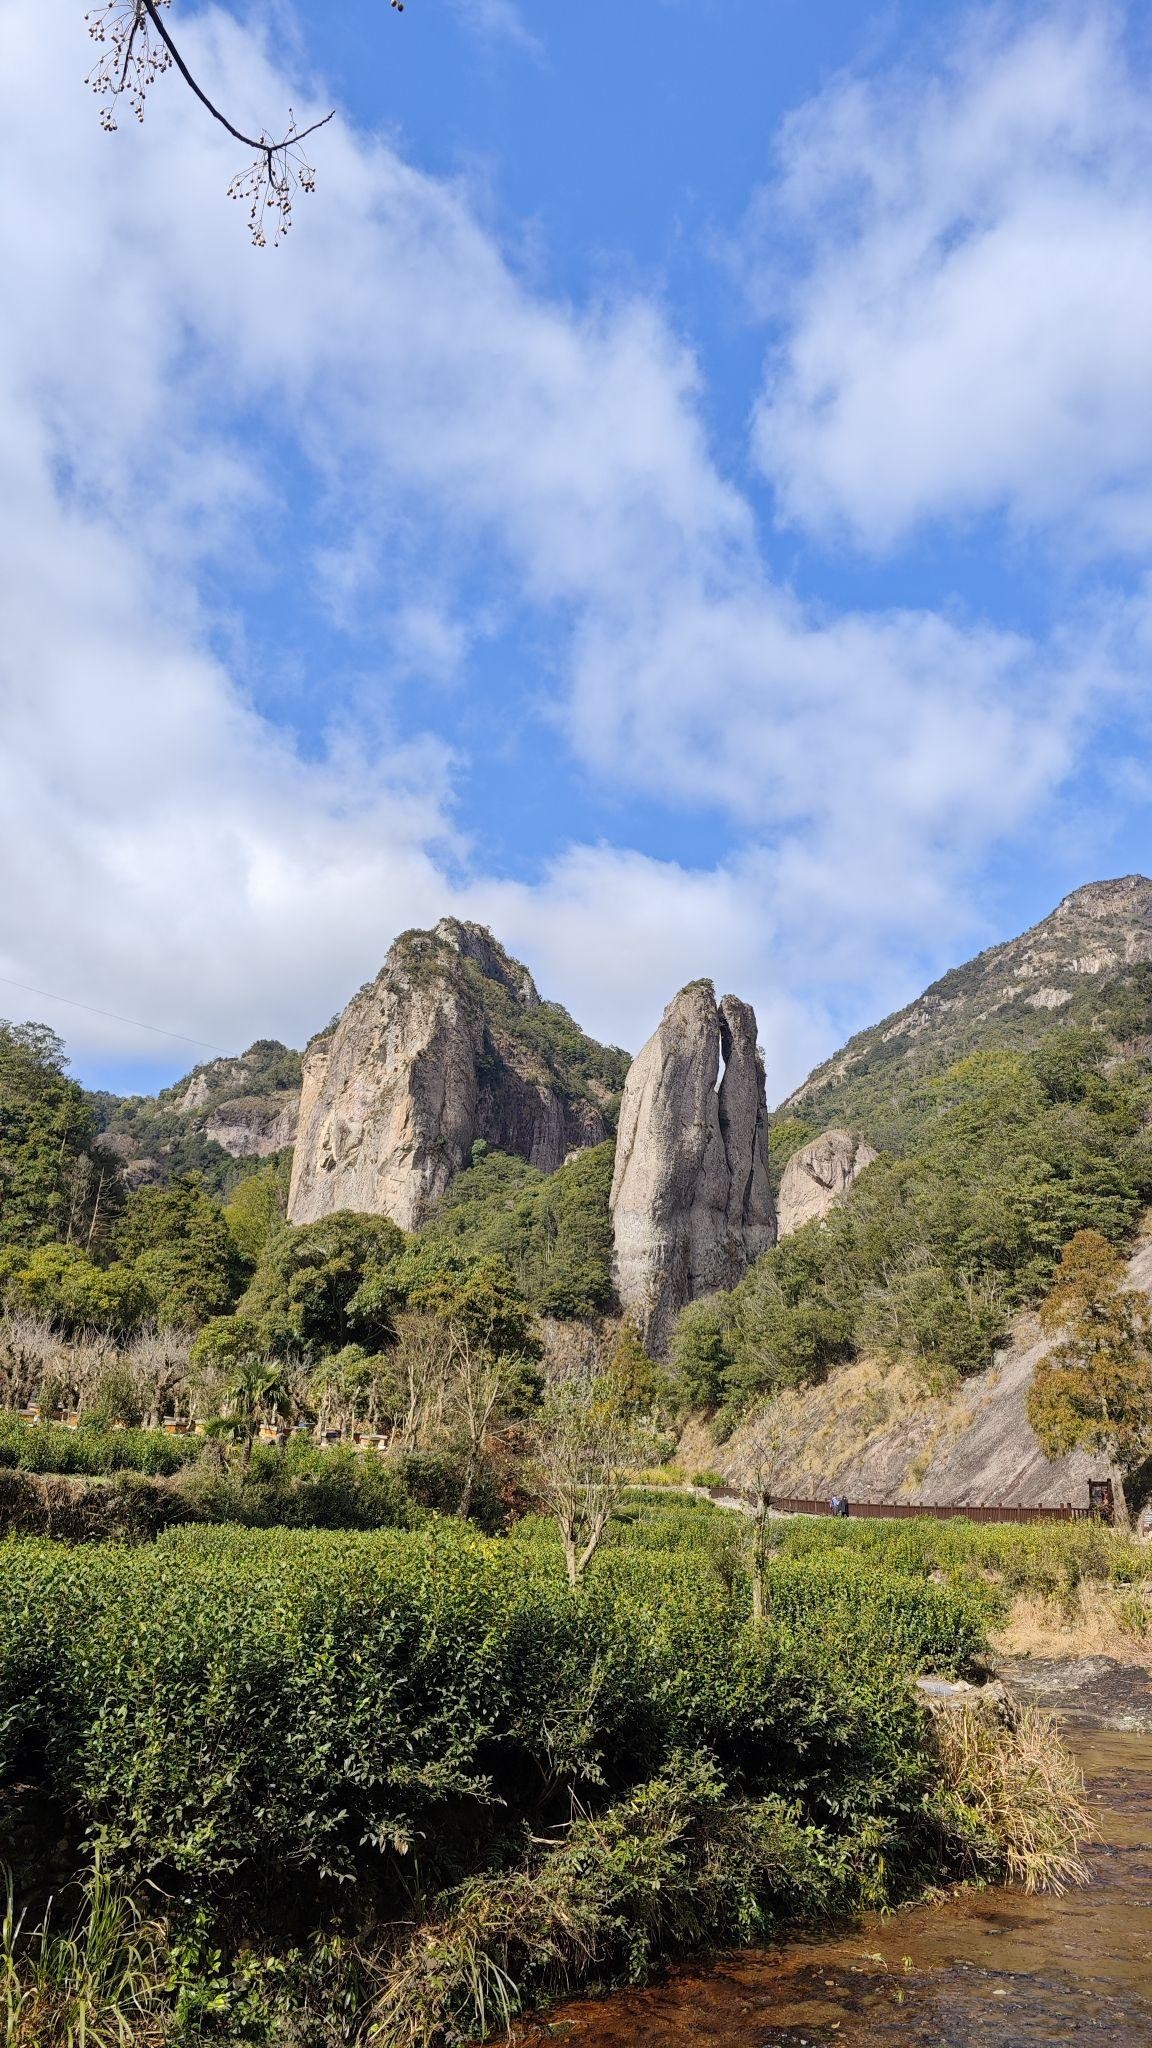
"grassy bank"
0,1505,1089,2045
0,1418,505,1543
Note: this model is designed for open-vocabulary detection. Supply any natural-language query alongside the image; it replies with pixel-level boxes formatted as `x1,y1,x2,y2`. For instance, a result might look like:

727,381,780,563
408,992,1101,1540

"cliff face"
203,1094,301,1161
776,1129,878,1238
288,920,627,1232
609,983,775,1353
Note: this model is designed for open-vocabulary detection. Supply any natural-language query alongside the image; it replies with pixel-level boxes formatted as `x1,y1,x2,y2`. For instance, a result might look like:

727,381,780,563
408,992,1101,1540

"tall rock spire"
609,981,775,1353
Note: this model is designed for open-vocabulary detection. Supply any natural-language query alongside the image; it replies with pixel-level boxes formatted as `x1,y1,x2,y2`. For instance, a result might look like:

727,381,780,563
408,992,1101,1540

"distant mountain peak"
783,875,1152,1146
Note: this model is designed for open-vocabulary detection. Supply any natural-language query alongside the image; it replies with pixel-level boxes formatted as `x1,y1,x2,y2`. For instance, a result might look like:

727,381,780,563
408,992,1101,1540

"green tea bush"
0,1415,198,1477
765,1510,1149,1602
0,1522,978,1914
174,1439,418,1533
0,1512,1092,2042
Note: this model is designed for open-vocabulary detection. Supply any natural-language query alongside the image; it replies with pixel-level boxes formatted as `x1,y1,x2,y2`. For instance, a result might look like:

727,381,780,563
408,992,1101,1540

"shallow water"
517,1730,1152,2048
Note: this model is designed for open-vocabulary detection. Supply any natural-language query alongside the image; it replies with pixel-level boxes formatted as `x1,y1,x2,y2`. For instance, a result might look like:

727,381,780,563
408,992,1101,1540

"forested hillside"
781,876,1152,1153
91,1038,302,1193
684,1025,1152,1427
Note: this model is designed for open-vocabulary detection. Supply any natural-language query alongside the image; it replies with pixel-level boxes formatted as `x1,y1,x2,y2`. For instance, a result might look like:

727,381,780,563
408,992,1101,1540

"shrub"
175,1440,417,1533
931,1703,1091,1894
0,1468,194,1543
0,1510,1093,2041
1116,1591,1149,1640
0,1416,198,1477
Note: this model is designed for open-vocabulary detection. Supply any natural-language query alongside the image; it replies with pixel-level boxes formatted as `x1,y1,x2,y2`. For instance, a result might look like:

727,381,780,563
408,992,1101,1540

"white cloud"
751,6,1152,551
0,1,1136,1099
445,0,541,55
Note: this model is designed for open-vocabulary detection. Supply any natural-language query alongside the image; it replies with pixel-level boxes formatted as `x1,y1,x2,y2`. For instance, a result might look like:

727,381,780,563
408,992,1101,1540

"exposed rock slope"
92,1041,302,1186
679,1244,1152,1509
776,1129,878,1237
610,983,775,1353
783,875,1152,1148
288,921,628,1232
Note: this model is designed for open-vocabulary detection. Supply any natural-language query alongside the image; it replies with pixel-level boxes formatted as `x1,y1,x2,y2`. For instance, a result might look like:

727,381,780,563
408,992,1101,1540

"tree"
0,1311,59,1412
744,1405,790,1623
0,1022,116,1254
115,1175,246,1327
224,1161,290,1266
121,1322,192,1426
443,1324,540,1519
411,1142,619,1323
306,1343,398,1441
84,0,404,245
605,1319,665,1417
389,1244,541,1360
1027,1229,1152,1515
534,1372,654,1588
378,1312,455,1451
240,1210,407,1356
1,1243,150,1340
209,1355,296,1470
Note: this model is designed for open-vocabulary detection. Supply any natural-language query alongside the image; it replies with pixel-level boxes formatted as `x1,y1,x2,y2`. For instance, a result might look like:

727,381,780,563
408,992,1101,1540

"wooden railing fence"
704,1487,1095,1525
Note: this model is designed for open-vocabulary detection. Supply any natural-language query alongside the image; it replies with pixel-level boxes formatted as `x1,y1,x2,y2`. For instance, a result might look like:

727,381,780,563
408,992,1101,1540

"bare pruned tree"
0,1313,61,1413
534,1371,656,1589
125,1322,193,1427
746,1407,789,1623
84,0,404,245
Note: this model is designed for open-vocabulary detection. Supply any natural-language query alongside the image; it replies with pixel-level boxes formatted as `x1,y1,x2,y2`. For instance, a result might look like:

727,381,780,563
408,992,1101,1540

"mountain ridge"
780,875,1152,1152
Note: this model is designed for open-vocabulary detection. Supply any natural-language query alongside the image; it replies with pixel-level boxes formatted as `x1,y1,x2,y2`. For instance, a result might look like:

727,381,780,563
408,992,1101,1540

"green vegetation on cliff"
461,960,631,1120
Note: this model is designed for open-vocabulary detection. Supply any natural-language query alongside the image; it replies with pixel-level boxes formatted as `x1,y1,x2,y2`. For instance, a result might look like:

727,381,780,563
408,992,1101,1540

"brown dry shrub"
931,1700,1093,1894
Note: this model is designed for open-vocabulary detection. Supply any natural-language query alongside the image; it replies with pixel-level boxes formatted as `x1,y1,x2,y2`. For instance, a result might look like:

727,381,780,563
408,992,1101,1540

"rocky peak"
609,981,775,1353
433,918,541,1006
169,1040,300,1118
288,923,626,1233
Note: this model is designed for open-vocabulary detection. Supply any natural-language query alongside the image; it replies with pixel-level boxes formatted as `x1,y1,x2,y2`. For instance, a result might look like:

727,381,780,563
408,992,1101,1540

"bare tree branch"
84,0,364,246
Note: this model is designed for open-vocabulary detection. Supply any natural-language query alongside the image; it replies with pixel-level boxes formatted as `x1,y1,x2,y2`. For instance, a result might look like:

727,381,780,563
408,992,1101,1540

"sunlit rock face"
776,1129,879,1238
610,982,775,1353
288,920,611,1232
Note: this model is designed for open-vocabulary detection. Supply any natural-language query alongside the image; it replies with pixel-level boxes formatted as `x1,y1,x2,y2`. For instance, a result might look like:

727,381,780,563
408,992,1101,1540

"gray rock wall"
288,920,609,1231
776,1128,878,1237
609,982,775,1353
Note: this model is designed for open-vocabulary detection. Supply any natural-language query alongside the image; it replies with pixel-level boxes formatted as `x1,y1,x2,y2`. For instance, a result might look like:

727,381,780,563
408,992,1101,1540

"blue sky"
3,0,1152,1102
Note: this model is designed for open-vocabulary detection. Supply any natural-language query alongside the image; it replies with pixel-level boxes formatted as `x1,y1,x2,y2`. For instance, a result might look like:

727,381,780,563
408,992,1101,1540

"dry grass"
932,1702,1094,1894
0,1871,168,2048
992,1587,1152,1668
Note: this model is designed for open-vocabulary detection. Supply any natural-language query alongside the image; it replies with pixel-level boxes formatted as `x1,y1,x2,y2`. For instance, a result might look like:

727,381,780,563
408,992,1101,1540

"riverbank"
514,1659,1152,2048
0,1508,1090,2046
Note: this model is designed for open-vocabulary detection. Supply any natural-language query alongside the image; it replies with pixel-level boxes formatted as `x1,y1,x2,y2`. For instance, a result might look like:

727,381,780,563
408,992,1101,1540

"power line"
0,975,229,1057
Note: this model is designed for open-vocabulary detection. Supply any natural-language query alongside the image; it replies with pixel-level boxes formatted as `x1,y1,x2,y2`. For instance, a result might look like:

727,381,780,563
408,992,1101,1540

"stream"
517,1665,1152,2048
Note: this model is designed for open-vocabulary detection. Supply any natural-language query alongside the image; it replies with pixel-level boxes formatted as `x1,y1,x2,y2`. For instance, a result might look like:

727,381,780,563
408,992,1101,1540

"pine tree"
1027,1230,1152,1515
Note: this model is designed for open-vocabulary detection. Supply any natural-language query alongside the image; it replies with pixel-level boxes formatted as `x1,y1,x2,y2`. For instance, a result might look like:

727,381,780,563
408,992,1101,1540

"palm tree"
210,1357,295,1471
